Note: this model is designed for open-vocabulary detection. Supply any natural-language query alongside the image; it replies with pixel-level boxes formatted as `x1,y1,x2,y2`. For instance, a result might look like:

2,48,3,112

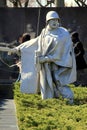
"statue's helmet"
46,11,60,22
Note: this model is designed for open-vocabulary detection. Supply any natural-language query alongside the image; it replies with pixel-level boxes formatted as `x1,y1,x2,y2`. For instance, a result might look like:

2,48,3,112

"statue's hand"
39,56,51,63
9,48,18,54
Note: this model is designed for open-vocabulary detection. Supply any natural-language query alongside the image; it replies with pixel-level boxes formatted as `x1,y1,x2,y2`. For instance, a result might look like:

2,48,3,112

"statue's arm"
0,46,18,54
0,46,11,52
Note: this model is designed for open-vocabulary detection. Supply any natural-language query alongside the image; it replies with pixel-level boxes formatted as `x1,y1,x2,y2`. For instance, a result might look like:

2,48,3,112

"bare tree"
8,0,29,7
74,0,87,7
36,0,55,7
7,0,65,7
8,0,87,7
36,0,65,7
36,0,44,7
8,0,20,7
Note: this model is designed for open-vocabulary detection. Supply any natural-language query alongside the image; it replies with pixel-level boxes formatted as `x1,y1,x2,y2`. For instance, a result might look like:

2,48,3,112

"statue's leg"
52,70,61,98
40,68,47,99
52,70,74,104
58,85,74,104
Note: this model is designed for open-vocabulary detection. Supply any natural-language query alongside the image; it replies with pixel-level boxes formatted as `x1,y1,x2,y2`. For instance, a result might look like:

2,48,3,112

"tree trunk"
55,0,64,7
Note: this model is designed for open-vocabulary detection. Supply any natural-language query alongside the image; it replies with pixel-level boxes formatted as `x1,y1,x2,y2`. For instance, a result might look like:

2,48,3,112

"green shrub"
14,83,87,130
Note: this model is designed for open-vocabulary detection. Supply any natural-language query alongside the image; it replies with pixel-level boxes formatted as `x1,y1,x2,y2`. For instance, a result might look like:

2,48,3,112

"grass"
14,82,87,130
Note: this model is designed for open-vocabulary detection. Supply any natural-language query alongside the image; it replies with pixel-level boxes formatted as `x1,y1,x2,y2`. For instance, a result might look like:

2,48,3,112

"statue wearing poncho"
35,26,76,102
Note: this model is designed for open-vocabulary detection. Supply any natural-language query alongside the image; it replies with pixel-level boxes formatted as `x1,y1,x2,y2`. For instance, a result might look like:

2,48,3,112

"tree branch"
36,0,44,7
74,0,87,7
36,0,51,7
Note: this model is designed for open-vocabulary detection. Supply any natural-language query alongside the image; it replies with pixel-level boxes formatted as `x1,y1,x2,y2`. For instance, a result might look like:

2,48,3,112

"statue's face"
48,19,59,29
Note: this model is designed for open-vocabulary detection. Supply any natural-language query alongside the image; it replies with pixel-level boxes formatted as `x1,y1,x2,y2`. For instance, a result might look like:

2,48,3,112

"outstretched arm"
0,46,18,54
0,37,39,54
0,46,11,52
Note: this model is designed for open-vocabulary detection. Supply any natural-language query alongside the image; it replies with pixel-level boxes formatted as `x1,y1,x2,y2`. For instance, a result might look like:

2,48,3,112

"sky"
41,0,78,7
65,0,77,6
42,0,87,7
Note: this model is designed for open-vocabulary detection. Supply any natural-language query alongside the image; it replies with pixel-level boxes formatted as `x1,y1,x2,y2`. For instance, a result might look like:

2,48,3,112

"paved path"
0,98,19,130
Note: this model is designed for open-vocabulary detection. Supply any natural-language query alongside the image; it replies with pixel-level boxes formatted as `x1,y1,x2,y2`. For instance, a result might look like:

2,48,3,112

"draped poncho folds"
15,27,76,96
